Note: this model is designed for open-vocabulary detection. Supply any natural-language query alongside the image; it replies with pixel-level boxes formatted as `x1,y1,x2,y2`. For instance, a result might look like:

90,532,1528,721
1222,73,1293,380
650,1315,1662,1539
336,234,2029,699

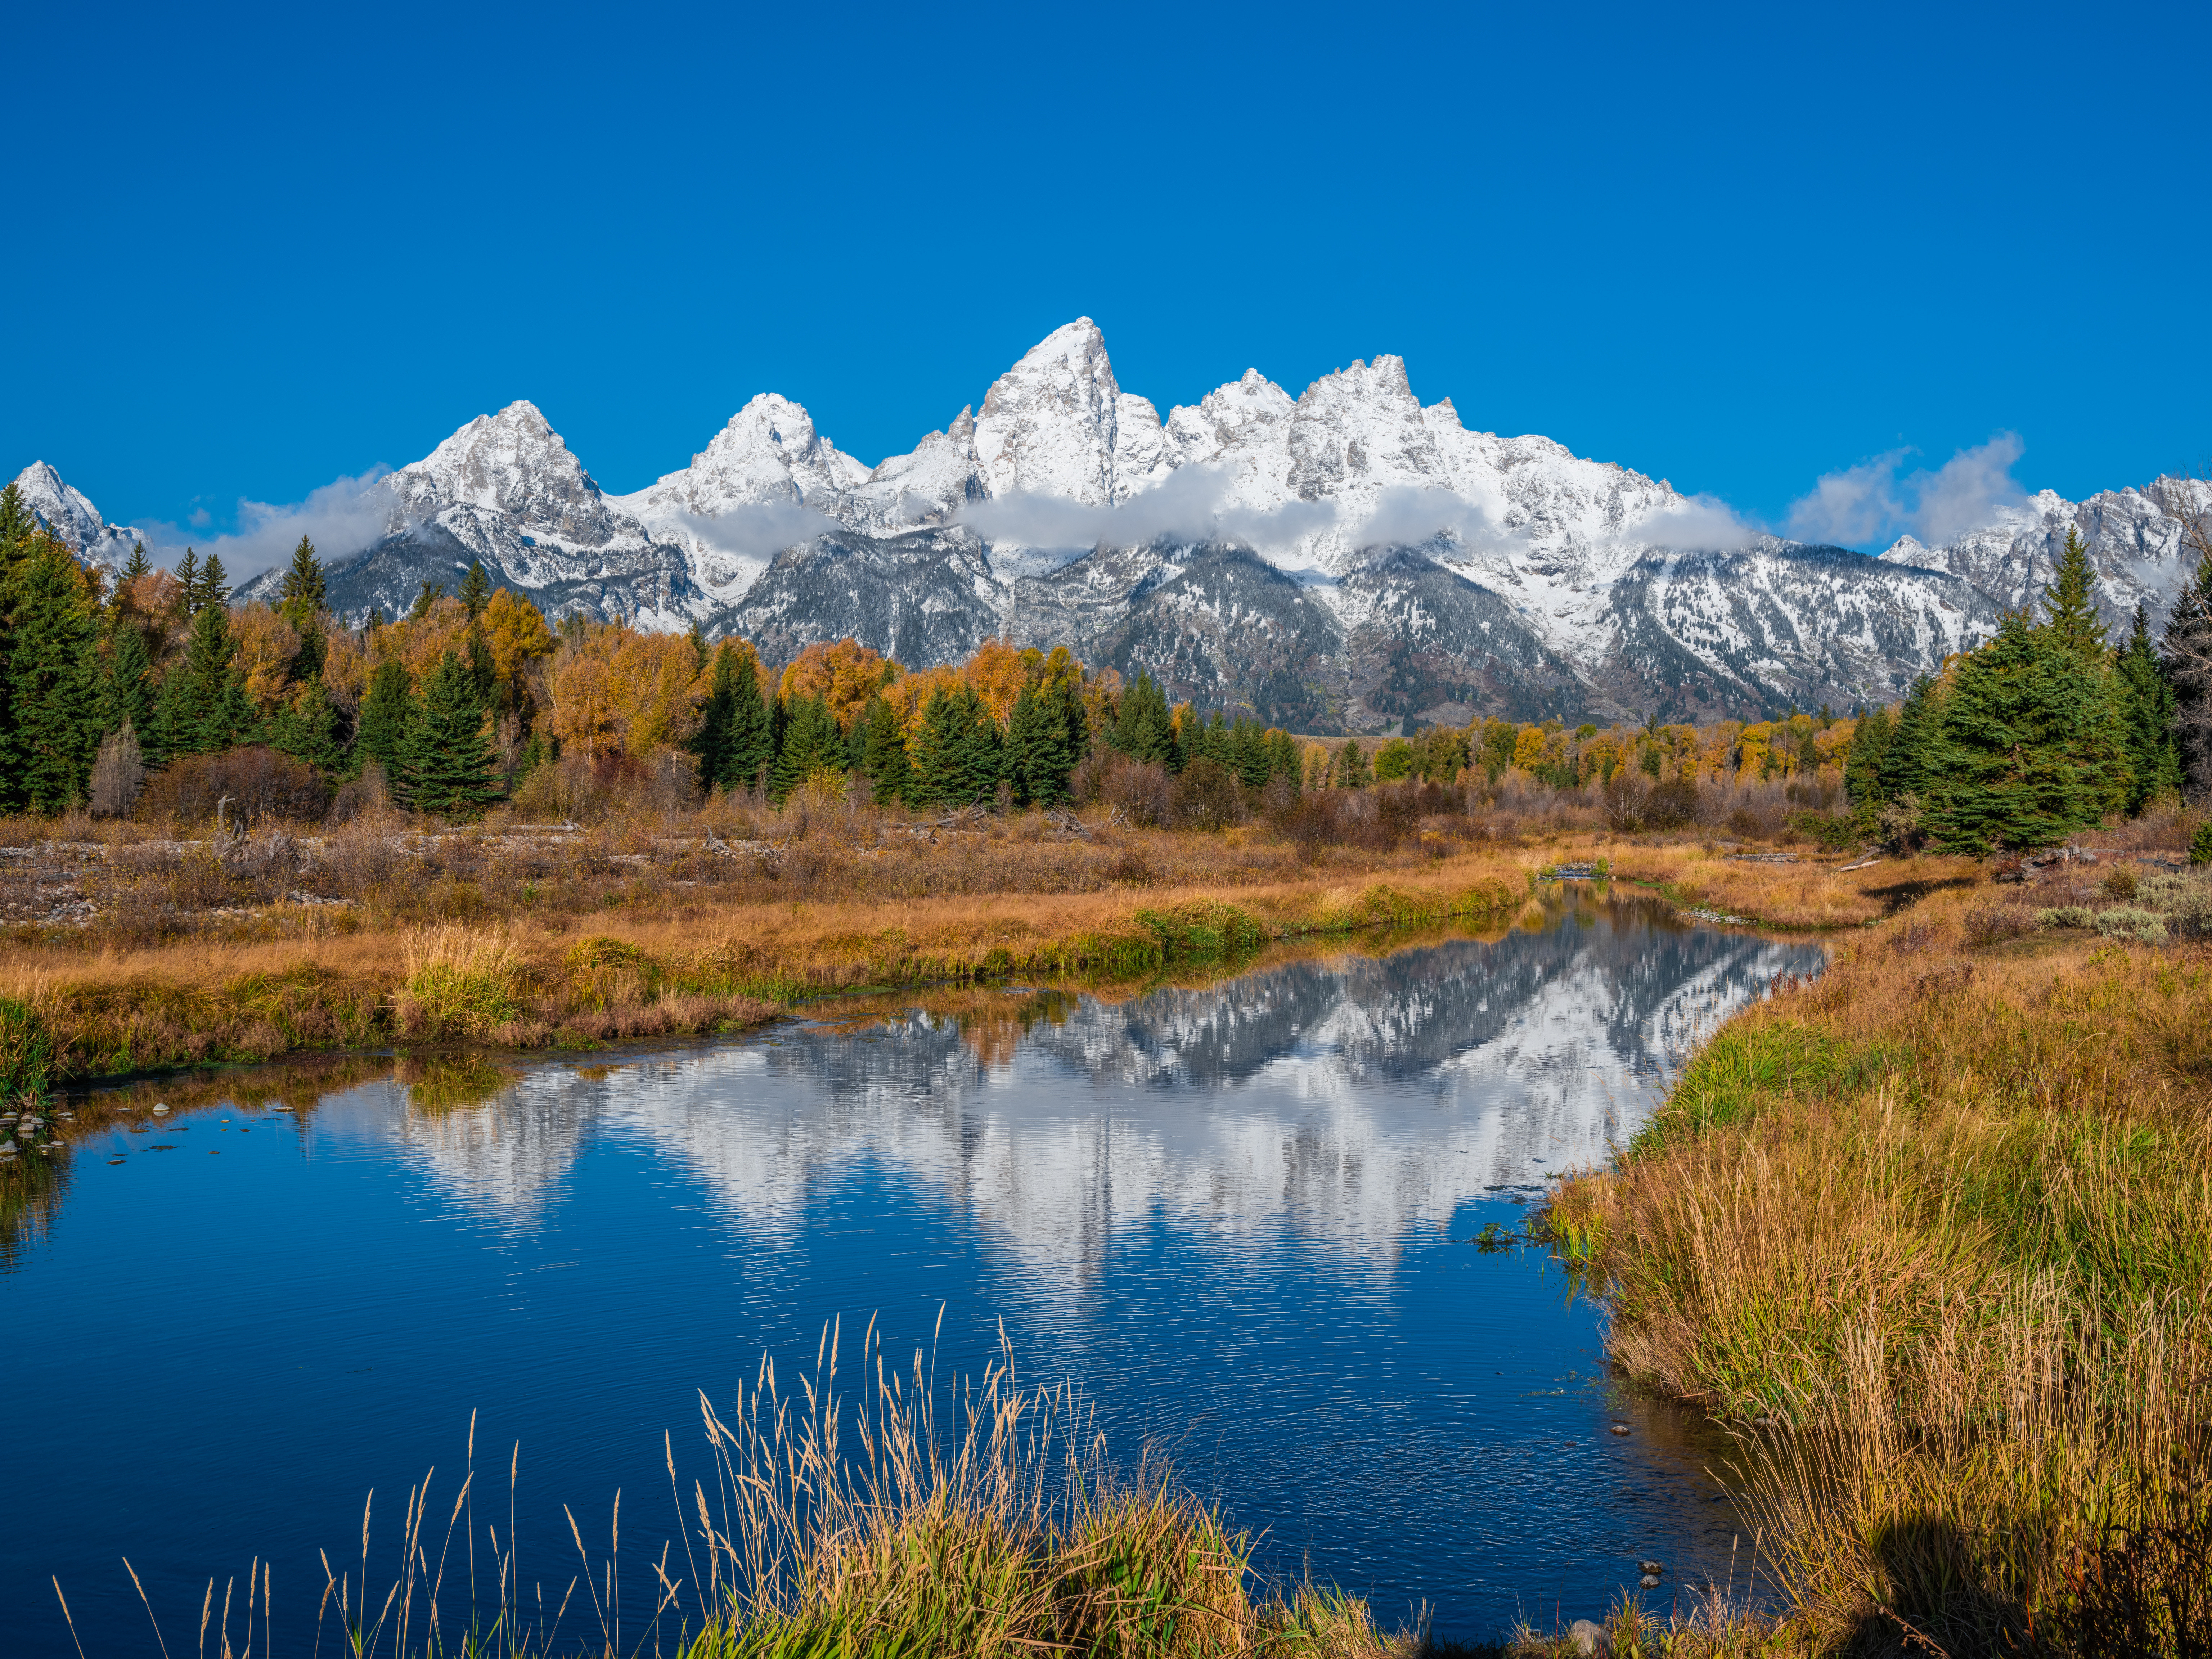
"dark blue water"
1,897,1820,1655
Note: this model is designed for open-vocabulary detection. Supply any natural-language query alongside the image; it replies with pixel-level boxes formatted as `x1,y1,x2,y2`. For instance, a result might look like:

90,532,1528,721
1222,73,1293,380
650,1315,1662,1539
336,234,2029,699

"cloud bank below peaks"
143,468,395,579
1785,433,2029,550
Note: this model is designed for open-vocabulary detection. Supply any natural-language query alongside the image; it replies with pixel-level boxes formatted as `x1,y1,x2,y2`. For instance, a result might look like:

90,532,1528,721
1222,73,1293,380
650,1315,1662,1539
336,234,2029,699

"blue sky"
8,0,2208,573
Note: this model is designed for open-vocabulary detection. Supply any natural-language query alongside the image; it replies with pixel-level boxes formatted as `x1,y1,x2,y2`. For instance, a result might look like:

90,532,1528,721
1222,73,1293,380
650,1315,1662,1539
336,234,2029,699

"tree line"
1842,527,2212,855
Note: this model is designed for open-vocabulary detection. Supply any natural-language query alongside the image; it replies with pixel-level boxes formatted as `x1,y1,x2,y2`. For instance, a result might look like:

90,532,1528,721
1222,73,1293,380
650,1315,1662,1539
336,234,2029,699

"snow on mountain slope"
10,461,141,574
238,400,709,628
1880,477,2212,634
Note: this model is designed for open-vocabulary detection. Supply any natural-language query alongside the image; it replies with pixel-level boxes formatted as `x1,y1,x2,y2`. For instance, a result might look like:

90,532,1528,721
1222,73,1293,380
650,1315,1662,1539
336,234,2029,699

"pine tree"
405,650,503,820
2042,527,2108,661
197,552,230,612
771,694,844,801
1266,728,1302,788
104,616,157,741
951,685,1003,803
457,560,493,621
1052,674,1089,774
6,539,103,811
1111,671,1174,765
725,650,774,793
276,536,326,621
1844,704,1894,807
2114,603,2181,811
143,662,192,769
355,658,418,787
2166,549,2212,800
859,695,913,806
1334,738,1371,789
907,685,962,807
1879,676,1941,802
1923,610,2132,853
119,541,151,589
691,643,741,791
1005,682,1061,806
270,677,347,777
160,601,253,758
174,549,202,616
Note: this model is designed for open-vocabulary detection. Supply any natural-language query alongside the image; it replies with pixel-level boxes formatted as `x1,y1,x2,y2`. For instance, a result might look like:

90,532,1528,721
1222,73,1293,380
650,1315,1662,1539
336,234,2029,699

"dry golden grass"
1545,873,2212,1650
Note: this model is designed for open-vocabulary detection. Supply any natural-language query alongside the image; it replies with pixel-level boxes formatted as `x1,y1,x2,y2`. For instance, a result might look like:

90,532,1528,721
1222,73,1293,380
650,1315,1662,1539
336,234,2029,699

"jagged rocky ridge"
23,320,2212,730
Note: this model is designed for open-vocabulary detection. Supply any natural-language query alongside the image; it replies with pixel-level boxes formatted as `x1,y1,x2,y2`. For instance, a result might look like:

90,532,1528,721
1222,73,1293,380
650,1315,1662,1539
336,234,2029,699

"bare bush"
137,747,329,828
1169,757,1246,831
1074,753,1175,827
90,722,146,818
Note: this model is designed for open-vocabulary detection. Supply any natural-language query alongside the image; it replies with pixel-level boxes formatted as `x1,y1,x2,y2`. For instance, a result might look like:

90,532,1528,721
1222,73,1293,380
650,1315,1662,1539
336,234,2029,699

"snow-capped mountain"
39,318,2212,729
9,460,142,574
1879,476,2212,635
239,400,710,629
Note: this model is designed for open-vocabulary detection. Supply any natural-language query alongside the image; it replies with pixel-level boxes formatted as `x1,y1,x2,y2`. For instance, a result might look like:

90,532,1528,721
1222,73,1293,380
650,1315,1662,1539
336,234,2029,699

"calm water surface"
2,896,1822,1654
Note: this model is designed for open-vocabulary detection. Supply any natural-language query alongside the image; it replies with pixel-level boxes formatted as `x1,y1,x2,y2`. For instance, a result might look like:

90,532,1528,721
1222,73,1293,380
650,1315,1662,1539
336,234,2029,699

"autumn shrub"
1074,753,1174,827
1168,756,1246,830
137,746,330,828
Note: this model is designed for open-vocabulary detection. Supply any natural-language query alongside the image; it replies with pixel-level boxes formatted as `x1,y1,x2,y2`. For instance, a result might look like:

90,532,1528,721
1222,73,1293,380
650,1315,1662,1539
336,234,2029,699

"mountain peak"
11,459,139,570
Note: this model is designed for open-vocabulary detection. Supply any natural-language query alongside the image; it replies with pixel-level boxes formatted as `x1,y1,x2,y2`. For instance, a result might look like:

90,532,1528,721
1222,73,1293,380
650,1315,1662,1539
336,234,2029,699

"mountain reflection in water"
5,896,1824,1656
395,897,1818,1272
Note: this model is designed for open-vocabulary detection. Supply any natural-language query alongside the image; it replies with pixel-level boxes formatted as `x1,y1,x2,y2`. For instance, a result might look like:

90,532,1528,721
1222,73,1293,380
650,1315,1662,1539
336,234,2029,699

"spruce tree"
119,541,151,589
691,643,740,790
1879,676,1941,802
270,677,347,777
907,685,961,807
276,536,326,621
355,658,418,788
1334,738,1371,789
1111,671,1174,765
143,663,192,769
770,694,844,800
7,539,103,811
405,650,503,820
2166,549,2212,800
2042,527,2108,660
706,649,769,793
103,615,157,741
1844,703,1894,807
457,560,493,621
161,601,252,757
951,685,1002,803
1923,610,2132,853
1006,683,1057,806
2115,603,2181,811
859,695,913,806
174,549,202,616
196,551,230,612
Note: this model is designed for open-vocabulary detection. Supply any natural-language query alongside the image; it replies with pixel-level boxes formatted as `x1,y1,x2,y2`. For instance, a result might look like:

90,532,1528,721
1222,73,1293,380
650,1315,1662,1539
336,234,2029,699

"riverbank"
1543,857,2212,1653
0,812,1947,1086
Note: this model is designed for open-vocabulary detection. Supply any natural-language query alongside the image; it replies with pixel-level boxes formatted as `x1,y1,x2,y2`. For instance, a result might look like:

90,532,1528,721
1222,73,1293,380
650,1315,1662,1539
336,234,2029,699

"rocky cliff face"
48,319,2212,731
10,460,141,575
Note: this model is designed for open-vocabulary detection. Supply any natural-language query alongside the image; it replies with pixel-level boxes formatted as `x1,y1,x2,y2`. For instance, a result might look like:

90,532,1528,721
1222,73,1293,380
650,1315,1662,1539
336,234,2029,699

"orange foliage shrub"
778,637,893,729
550,624,708,757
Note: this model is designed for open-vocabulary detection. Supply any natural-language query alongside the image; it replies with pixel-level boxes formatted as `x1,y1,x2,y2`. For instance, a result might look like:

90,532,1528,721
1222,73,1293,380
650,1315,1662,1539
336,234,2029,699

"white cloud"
960,465,1341,555
143,468,396,579
1784,434,2028,549
674,502,841,560
1618,493,1760,552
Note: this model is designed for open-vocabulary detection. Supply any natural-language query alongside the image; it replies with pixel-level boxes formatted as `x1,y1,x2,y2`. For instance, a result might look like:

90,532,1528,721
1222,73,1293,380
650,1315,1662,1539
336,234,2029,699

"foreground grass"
1545,876,2212,1654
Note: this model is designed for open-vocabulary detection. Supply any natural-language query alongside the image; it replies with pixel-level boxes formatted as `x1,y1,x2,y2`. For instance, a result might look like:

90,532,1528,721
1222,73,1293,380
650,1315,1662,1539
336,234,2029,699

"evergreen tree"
276,535,326,621
858,696,913,806
269,677,346,776
2166,549,2212,800
951,685,1003,803
2114,603,2181,811
1052,674,1090,773
6,539,103,811
770,694,844,800
405,650,503,820
142,663,192,769
119,541,151,589
725,650,774,792
1878,675,1941,802
457,559,493,621
907,685,962,807
196,551,230,612
411,580,445,621
1334,738,1371,789
1843,704,1894,807
690,643,741,790
1265,728,1303,788
2042,527,2108,661
174,549,202,616
355,659,418,787
1111,671,1174,765
1005,682,1070,806
159,601,255,757
103,615,157,741
1923,609,2132,853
